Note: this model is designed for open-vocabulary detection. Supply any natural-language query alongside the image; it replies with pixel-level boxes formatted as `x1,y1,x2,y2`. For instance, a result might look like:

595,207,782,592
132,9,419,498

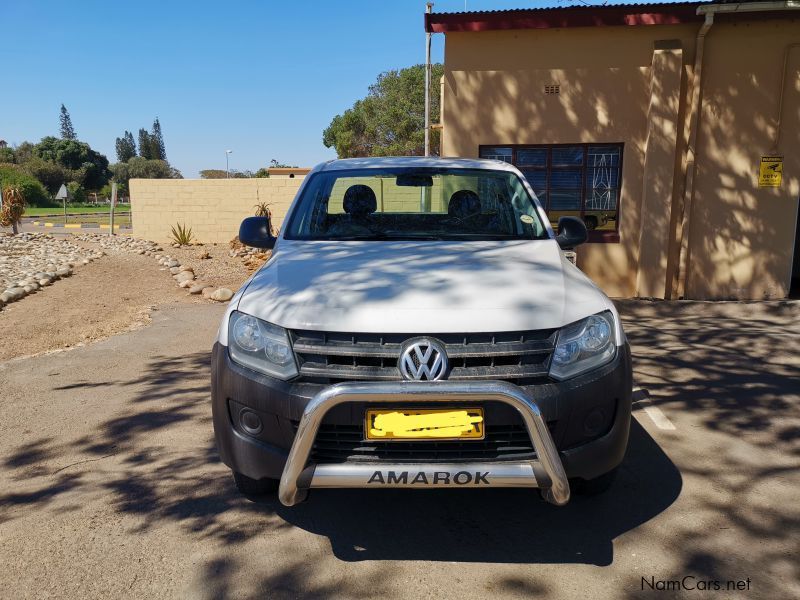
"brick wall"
129,178,304,244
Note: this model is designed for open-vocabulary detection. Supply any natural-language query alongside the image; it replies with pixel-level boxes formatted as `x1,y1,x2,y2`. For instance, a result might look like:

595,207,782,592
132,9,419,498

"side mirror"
555,216,588,249
239,216,277,250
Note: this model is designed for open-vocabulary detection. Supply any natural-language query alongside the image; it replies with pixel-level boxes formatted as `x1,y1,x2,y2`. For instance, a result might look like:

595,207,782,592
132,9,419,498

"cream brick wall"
130,178,305,244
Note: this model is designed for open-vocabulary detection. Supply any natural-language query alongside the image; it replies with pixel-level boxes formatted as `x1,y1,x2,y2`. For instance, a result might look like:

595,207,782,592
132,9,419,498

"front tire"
232,470,279,496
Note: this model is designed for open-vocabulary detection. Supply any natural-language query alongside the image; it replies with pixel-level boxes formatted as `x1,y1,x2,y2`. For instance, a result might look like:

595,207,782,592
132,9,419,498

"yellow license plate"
365,408,484,440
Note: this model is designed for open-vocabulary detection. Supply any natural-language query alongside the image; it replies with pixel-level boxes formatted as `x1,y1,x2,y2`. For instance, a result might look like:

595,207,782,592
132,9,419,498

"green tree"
115,130,137,162
32,136,110,190
200,169,252,179
66,181,87,204
12,142,35,164
152,118,166,160
59,104,77,140
138,128,154,159
21,157,70,194
111,157,182,188
0,147,14,164
99,181,128,199
322,64,444,158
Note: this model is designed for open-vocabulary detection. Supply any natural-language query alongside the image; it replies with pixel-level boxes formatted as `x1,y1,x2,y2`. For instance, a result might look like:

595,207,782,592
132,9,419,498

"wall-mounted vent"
544,84,561,95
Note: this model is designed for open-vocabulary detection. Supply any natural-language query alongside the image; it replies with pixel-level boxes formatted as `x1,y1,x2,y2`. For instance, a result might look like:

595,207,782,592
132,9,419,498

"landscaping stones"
174,271,195,284
74,233,162,256
210,288,234,302
189,282,212,294
0,233,103,310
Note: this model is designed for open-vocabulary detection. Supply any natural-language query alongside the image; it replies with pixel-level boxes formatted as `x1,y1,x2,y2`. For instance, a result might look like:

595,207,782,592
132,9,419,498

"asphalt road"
1,301,798,599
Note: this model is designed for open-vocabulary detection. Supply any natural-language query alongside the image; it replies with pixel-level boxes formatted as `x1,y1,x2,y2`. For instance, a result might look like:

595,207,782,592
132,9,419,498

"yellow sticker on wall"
759,156,783,187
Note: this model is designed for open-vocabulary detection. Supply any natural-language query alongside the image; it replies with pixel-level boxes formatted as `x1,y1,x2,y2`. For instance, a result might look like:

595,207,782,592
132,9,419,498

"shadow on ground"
254,418,680,565
2,300,798,599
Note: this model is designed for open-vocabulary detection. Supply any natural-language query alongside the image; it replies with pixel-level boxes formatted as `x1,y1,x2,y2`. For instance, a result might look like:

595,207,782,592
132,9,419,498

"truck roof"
316,156,518,172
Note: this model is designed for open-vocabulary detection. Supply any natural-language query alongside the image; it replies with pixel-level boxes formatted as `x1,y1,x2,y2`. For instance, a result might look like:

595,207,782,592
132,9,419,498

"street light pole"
226,150,233,178
424,2,433,157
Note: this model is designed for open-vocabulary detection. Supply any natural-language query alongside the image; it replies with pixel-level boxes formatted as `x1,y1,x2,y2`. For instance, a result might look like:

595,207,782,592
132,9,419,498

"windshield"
283,167,549,241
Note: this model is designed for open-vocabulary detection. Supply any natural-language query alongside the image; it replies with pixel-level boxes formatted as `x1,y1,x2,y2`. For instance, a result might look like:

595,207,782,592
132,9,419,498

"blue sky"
0,1,686,178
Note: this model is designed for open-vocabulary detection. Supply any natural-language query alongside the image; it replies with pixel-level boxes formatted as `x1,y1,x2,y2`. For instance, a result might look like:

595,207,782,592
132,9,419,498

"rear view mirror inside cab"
396,174,433,187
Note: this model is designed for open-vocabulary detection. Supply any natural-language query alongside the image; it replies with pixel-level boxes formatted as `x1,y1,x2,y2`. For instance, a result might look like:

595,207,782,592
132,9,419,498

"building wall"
441,17,800,299
685,19,800,300
130,178,304,244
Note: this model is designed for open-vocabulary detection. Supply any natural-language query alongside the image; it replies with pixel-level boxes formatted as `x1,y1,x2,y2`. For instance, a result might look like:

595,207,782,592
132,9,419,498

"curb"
30,221,131,230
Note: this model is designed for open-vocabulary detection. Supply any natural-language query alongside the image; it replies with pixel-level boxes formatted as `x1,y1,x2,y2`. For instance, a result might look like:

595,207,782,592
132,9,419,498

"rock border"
0,232,105,310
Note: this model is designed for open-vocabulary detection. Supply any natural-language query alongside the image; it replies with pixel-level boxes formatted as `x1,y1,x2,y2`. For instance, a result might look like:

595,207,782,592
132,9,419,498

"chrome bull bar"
278,381,570,507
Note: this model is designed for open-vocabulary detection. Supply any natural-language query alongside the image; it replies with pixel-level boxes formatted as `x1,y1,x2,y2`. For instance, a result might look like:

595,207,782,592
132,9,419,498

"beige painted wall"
130,178,304,244
441,17,800,299
684,20,800,300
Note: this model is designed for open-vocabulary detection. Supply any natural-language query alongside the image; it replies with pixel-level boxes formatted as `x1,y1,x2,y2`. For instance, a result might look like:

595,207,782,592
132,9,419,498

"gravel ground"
76,234,255,292
0,232,259,360
0,250,193,361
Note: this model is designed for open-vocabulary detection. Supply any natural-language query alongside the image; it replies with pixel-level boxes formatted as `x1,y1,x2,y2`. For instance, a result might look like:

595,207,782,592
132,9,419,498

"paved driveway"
1,301,798,599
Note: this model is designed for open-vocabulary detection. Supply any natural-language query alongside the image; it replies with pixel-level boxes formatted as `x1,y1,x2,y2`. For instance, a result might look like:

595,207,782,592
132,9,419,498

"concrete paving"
0,301,798,599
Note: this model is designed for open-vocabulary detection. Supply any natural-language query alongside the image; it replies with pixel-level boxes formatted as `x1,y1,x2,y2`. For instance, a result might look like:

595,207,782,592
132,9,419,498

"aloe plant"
170,222,194,246
0,185,26,234
253,202,272,218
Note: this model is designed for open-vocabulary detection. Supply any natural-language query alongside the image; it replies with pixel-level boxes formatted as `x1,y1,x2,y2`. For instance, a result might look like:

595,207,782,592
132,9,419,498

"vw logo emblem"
398,337,449,381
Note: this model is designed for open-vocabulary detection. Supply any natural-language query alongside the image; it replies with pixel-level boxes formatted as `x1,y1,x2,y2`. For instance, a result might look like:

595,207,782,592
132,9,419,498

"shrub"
170,223,194,246
0,185,26,233
0,165,53,207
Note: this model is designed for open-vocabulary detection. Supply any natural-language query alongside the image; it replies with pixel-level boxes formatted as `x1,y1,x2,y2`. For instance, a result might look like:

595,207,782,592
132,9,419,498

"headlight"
549,311,616,381
228,311,298,380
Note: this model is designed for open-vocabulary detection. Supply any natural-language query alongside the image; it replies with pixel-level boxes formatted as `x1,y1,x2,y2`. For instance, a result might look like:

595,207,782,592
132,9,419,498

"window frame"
479,143,624,243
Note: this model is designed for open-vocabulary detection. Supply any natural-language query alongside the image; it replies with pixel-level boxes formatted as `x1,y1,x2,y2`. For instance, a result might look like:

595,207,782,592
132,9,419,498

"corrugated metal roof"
432,2,709,16
425,2,707,32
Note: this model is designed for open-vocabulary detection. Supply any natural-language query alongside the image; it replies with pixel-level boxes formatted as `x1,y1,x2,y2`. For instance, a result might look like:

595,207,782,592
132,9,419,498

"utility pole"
109,182,117,236
226,149,233,178
424,2,433,157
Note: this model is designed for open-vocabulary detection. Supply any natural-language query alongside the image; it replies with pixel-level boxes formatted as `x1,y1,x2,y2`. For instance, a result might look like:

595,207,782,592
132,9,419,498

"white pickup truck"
212,157,632,507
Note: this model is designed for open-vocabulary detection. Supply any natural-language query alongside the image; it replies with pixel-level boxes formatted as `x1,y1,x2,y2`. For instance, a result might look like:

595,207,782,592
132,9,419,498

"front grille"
291,329,556,383
292,421,558,463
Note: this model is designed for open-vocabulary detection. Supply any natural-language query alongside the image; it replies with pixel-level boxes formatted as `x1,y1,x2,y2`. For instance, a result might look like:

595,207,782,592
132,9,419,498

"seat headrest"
448,190,481,218
343,185,377,216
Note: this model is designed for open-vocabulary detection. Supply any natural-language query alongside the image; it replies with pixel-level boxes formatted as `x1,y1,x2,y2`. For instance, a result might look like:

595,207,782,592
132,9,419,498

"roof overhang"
424,3,706,33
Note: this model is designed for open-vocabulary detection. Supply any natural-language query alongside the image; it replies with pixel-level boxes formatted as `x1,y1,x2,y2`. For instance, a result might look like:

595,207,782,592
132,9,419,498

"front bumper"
212,342,632,504
280,380,570,506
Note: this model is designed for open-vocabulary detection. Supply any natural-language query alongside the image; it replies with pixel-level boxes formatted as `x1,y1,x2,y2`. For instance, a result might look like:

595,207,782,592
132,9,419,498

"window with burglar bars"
479,144,623,242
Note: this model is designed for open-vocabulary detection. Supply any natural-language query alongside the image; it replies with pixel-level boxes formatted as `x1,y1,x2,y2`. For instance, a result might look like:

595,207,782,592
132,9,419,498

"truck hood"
235,239,610,334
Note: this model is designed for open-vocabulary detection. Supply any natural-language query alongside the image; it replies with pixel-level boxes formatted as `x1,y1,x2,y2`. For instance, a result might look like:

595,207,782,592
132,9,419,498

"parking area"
0,297,798,599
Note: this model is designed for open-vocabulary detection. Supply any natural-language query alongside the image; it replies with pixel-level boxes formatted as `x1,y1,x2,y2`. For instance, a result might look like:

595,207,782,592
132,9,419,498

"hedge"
0,165,54,207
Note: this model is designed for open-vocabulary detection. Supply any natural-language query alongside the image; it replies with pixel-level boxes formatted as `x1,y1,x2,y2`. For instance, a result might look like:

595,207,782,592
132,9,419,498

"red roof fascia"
425,6,703,33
